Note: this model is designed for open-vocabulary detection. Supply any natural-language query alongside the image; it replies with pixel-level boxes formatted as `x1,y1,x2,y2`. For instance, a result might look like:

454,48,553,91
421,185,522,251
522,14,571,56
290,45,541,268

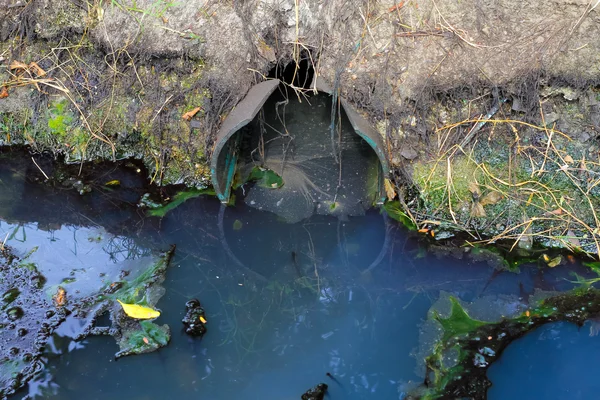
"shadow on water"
1,149,599,399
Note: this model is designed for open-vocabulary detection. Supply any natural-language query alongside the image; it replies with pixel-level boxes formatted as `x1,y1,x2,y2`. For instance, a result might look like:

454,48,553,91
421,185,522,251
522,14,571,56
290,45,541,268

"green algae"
247,166,284,189
433,297,486,342
116,320,170,358
415,287,600,399
147,188,215,217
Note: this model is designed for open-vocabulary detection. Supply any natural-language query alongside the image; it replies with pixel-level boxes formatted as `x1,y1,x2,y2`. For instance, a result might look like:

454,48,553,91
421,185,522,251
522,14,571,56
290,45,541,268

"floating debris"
181,299,207,337
301,383,328,400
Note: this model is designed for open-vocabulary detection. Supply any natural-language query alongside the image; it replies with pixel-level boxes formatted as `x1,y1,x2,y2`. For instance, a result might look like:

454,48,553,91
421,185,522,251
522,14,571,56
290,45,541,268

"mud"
0,244,66,398
0,149,180,398
1,0,600,248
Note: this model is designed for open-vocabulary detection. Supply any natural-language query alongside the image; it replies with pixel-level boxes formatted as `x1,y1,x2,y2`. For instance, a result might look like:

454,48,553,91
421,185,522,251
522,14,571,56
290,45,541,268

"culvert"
210,77,390,223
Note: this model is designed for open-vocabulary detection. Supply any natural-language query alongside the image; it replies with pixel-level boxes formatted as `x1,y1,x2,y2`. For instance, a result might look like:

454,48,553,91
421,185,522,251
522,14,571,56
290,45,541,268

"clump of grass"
405,107,600,258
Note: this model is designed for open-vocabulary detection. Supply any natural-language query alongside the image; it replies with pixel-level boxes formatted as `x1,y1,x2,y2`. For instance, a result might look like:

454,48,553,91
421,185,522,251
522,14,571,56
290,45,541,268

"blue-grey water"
1,152,598,400
488,321,600,399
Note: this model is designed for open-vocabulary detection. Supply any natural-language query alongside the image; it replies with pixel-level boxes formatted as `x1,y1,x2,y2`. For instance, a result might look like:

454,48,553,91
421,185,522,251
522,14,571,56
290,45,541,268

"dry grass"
408,105,600,258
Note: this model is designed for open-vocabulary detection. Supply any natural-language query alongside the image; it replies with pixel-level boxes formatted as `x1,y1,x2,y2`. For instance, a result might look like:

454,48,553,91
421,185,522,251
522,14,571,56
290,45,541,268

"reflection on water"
0,152,598,399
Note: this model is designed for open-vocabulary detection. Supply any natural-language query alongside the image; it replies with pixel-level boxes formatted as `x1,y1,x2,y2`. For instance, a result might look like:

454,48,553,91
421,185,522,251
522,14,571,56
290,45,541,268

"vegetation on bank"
387,89,600,258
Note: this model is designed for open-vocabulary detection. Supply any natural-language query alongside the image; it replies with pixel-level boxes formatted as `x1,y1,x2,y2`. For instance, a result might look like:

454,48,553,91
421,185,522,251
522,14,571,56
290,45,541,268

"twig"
151,95,174,124
31,157,49,180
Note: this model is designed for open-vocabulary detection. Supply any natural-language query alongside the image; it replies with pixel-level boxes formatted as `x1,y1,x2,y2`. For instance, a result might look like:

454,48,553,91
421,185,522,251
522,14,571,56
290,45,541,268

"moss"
413,155,483,214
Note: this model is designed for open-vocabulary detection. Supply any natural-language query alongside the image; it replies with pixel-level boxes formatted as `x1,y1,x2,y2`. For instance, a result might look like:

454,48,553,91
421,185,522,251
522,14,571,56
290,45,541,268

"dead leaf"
479,191,503,206
388,1,405,12
470,201,486,218
53,286,67,307
564,154,574,164
566,229,581,248
547,255,562,268
0,86,8,99
468,181,481,197
28,62,46,77
9,60,28,71
182,107,201,121
384,178,396,200
546,208,563,216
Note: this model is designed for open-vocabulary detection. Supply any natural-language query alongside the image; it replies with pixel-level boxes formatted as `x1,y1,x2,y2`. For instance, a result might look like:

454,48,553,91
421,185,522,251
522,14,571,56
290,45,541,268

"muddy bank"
1,0,600,250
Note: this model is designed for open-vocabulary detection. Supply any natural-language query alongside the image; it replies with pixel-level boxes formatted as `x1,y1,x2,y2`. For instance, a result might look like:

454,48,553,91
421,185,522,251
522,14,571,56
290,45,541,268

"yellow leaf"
564,154,574,164
384,178,396,200
104,180,120,186
117,299,160,319
199,316,207,324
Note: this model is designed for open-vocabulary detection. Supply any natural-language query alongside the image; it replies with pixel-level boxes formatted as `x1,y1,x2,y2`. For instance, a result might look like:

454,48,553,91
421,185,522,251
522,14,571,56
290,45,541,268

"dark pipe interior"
267,50,314,89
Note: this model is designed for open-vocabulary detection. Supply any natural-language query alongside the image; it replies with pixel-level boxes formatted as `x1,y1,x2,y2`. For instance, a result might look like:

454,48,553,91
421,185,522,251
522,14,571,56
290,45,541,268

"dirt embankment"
1,0,600,251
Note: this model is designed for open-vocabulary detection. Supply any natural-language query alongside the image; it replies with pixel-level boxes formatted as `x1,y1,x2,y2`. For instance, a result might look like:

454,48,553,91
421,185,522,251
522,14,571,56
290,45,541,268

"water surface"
1,152,598,399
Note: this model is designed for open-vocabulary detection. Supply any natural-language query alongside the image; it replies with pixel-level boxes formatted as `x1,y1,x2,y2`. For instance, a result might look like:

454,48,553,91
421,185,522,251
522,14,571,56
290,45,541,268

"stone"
400,148,418,160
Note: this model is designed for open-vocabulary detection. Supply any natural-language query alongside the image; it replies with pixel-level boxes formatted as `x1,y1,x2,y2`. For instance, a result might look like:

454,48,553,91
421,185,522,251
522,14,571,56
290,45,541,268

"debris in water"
301,383,328,400
182,298,207,337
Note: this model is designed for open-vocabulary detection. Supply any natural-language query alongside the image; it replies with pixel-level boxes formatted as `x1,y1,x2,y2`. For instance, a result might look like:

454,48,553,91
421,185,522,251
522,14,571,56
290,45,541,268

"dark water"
1,152,598,399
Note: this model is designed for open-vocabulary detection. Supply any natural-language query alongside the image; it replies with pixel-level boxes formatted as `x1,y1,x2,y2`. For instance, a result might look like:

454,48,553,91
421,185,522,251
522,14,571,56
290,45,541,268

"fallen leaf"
468,182,481,197
470,201,486,218
388,1,405,12
547,255,562,268
104,179,120,186
546,208,563,216
182,107,201,121
384,178,396,200
28,62,46,77
567,254,576,264
566,229,581,248
199,316,207,324
564,154,574,164
0,86,8,99
479,191,503,206
418,228,429,234
117,299,160,319
53,286,67,307
9,60,28,71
